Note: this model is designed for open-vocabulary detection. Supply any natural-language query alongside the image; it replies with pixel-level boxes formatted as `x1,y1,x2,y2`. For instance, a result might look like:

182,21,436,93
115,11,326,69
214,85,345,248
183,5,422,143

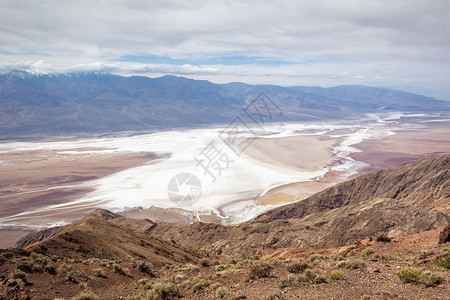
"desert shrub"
418,250,434,259
111,263,130,276
10,269,27,281
278,275,296,288
421,275,445,287
361,295,371,300
137,278,148,285
58,265,89,283
193,279,210,293
287,261,309,273
297,270,327,285
71,292,99,300
93,268,105,278
16,262,34,273
145,280,181,300
432,253,450,269
174,263,199,274
363,248,374,256
210,283,222,290
396,269,422,285
14,278,26,289
247,262,273,280
397,268,445,287
337,260,366,270
216,287,227,298
245,254,260,261
374,232,391,243
216,264,227,271
137,261,154,276
173,274,185,284
308,254,324,262
313,274,328,284
78,282,88,290
329,271,345,281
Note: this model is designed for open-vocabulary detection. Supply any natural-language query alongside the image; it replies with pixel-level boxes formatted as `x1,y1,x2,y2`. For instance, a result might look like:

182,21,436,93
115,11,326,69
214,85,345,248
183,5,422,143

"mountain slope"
150,154,450,254
1,70,448,136
25,209,199,266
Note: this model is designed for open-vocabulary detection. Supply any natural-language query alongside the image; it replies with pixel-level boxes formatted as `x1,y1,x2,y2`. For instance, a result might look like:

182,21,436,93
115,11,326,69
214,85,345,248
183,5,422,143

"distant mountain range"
0,70,448,137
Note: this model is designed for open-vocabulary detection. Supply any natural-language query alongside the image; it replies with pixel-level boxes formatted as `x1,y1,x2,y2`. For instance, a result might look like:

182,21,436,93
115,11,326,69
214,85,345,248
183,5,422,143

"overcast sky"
1,0,449,99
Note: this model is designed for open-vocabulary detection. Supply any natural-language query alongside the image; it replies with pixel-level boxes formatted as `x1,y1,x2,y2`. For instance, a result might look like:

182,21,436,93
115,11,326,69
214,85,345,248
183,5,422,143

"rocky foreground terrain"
1,154,449,299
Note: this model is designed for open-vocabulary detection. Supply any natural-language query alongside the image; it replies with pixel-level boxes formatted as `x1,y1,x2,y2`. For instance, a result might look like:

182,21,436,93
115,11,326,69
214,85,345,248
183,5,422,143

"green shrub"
297,270,327,285
146,280,181,300
418,250,434,259
432,253,450,269
363,248,374,255
337,260,366,270
396,269,445,287
193,279,210,293
111,264,130,276
247,262,272,280
374,233,391,243
329,271,345,281
93,268,105,278
216,264,227,271
287,261,309,273
278,276,297,289
308,254,324,262
396,269,422,285
216,287,227,298
421,275,445,287
137,261,154,276
10,269,27,281
313,274,328,284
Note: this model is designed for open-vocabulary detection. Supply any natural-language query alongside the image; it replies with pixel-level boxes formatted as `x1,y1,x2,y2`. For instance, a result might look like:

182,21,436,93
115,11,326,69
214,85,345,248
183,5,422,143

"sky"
0,0,449,99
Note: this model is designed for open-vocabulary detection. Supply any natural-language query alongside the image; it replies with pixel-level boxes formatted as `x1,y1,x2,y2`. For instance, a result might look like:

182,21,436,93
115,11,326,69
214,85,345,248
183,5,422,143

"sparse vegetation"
287,261,309,273
93,268,105,278
216,287,227,298
329,271,345,281
396,269,423,285
216,264,227,271
337,259,366,270
418,250,434,259
278,275,296,289
111,263,130,276
432,253,450,269
396,269,445,287
297,270,328,285
145,280,181,300
247,262,273,280
363,248,374,256
192,279,210,293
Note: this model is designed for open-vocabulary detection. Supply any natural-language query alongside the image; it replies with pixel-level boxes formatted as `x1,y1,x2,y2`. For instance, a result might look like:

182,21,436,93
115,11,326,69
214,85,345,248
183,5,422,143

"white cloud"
0,0,449,98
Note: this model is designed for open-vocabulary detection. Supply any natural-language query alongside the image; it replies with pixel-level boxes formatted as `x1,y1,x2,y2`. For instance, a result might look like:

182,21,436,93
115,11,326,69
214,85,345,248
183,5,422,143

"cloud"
0,0,449,98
